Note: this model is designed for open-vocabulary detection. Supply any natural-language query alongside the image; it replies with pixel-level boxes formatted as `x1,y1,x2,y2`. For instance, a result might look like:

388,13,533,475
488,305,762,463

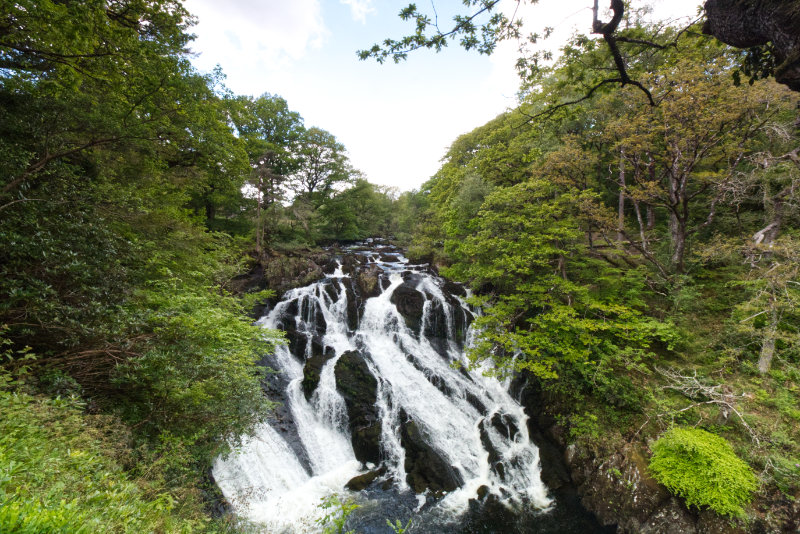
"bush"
0,391,205,533
649,427,758,518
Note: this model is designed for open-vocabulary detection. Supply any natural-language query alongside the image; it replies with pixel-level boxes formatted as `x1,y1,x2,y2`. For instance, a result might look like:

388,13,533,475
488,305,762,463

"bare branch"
656,367,760,445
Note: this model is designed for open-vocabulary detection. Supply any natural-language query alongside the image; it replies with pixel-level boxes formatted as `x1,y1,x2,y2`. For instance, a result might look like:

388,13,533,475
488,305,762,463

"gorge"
212,241,607,533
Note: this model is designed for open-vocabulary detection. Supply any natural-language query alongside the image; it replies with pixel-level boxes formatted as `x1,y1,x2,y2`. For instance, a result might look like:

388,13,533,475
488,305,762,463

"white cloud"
185,0,328,93
339,0,375,24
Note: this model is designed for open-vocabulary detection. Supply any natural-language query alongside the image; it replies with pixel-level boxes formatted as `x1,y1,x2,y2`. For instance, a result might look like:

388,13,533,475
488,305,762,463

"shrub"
649,427,758,518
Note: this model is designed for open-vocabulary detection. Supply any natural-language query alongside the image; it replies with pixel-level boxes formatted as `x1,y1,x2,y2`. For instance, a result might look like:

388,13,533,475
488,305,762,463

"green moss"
649,427,758,518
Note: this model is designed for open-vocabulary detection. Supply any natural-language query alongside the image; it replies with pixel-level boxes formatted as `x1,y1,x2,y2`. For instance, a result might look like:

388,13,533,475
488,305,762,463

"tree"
293,127,351,202
359,0,800,96
605,56,793,273
703,0,800,91
0,0,196,200
230,94,305,252
445,178,671,397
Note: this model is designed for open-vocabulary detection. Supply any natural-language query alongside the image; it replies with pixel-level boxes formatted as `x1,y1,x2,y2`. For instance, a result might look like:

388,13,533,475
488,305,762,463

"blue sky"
184,0,699,191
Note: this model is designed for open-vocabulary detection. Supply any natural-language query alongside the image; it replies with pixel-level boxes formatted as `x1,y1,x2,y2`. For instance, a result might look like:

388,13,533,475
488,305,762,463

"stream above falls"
212,240,609,533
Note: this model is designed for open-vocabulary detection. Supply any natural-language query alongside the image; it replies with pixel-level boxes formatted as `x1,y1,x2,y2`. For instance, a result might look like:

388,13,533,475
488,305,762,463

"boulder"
490,412,520,442
301,347,336,401
340,253,362,277
478,419,506,481
443,280,467,298
573,443,676,533
390,283,426,334
321,258,338,275
284,326,328,362
399,410,462,494
356,263,382,299
345,466,387,491
334,351,382,465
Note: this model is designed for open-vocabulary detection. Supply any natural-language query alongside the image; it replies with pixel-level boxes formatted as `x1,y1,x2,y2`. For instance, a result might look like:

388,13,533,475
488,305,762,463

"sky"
183,0,701,192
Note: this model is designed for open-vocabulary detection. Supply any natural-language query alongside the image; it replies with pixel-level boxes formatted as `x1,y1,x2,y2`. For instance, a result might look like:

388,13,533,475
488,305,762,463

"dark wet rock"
379,276,391,291
379,253,400,262
283,299,299,320
490,412,520,441
464,391,488,415
301,347,336,401
476,485,490,501
334,351,382,465
425,337,452,359
391,283,426,333
696,509,750,534
321,258,338,275
322,280,339,302
400,270,416,282
284,327,326,362
402,353,456,397
443,280,467,298
296,295,326,335
638,498,698,534
566,441,683,534
420,294,467,343
356,264,382,299
399,410,462,494
514,371,700,532
342,280,359,331
340,253,362,277
478,419,507,481
229,263,267,294
345,466,387,491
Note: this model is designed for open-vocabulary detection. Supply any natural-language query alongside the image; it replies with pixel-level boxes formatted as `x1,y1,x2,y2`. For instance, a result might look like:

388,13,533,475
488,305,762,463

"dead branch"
656,366,760,445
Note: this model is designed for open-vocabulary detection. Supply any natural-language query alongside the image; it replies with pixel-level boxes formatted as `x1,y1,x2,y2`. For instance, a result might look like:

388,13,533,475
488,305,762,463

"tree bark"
671,221,686,274
617,149,626,242
703,0,800,91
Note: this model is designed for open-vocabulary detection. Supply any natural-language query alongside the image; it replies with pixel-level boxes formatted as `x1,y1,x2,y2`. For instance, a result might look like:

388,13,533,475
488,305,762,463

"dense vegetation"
0,1,399,530
394,19,800,526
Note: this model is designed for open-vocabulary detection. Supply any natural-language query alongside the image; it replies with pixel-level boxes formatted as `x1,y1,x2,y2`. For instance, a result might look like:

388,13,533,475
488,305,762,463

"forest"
1,0,799,533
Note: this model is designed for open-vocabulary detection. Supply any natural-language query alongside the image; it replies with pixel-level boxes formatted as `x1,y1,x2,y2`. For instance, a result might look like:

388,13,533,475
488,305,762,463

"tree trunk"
646,205,655,230
671,220,686,274
617,149,626,242
646,154,656,230
255,177,264,259
703,0,800,91
632,199,649,252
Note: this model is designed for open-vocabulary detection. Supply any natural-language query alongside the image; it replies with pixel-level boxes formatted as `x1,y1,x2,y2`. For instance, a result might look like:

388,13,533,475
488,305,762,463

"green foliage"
117,281,283,457
387,517,413,533
446,179,673,398
649,427,758,518
0,390,227,533
568,412,600,440
317,494,360,534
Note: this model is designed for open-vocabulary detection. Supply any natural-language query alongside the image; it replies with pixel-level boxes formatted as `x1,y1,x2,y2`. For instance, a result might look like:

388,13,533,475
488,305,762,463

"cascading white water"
212,243,552,533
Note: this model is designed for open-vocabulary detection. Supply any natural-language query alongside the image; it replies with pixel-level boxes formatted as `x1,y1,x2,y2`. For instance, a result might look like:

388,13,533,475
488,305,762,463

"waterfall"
212,242,552,532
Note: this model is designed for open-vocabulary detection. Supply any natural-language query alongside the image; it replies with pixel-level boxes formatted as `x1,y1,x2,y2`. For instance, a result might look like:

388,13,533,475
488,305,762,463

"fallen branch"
656,366,760,445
